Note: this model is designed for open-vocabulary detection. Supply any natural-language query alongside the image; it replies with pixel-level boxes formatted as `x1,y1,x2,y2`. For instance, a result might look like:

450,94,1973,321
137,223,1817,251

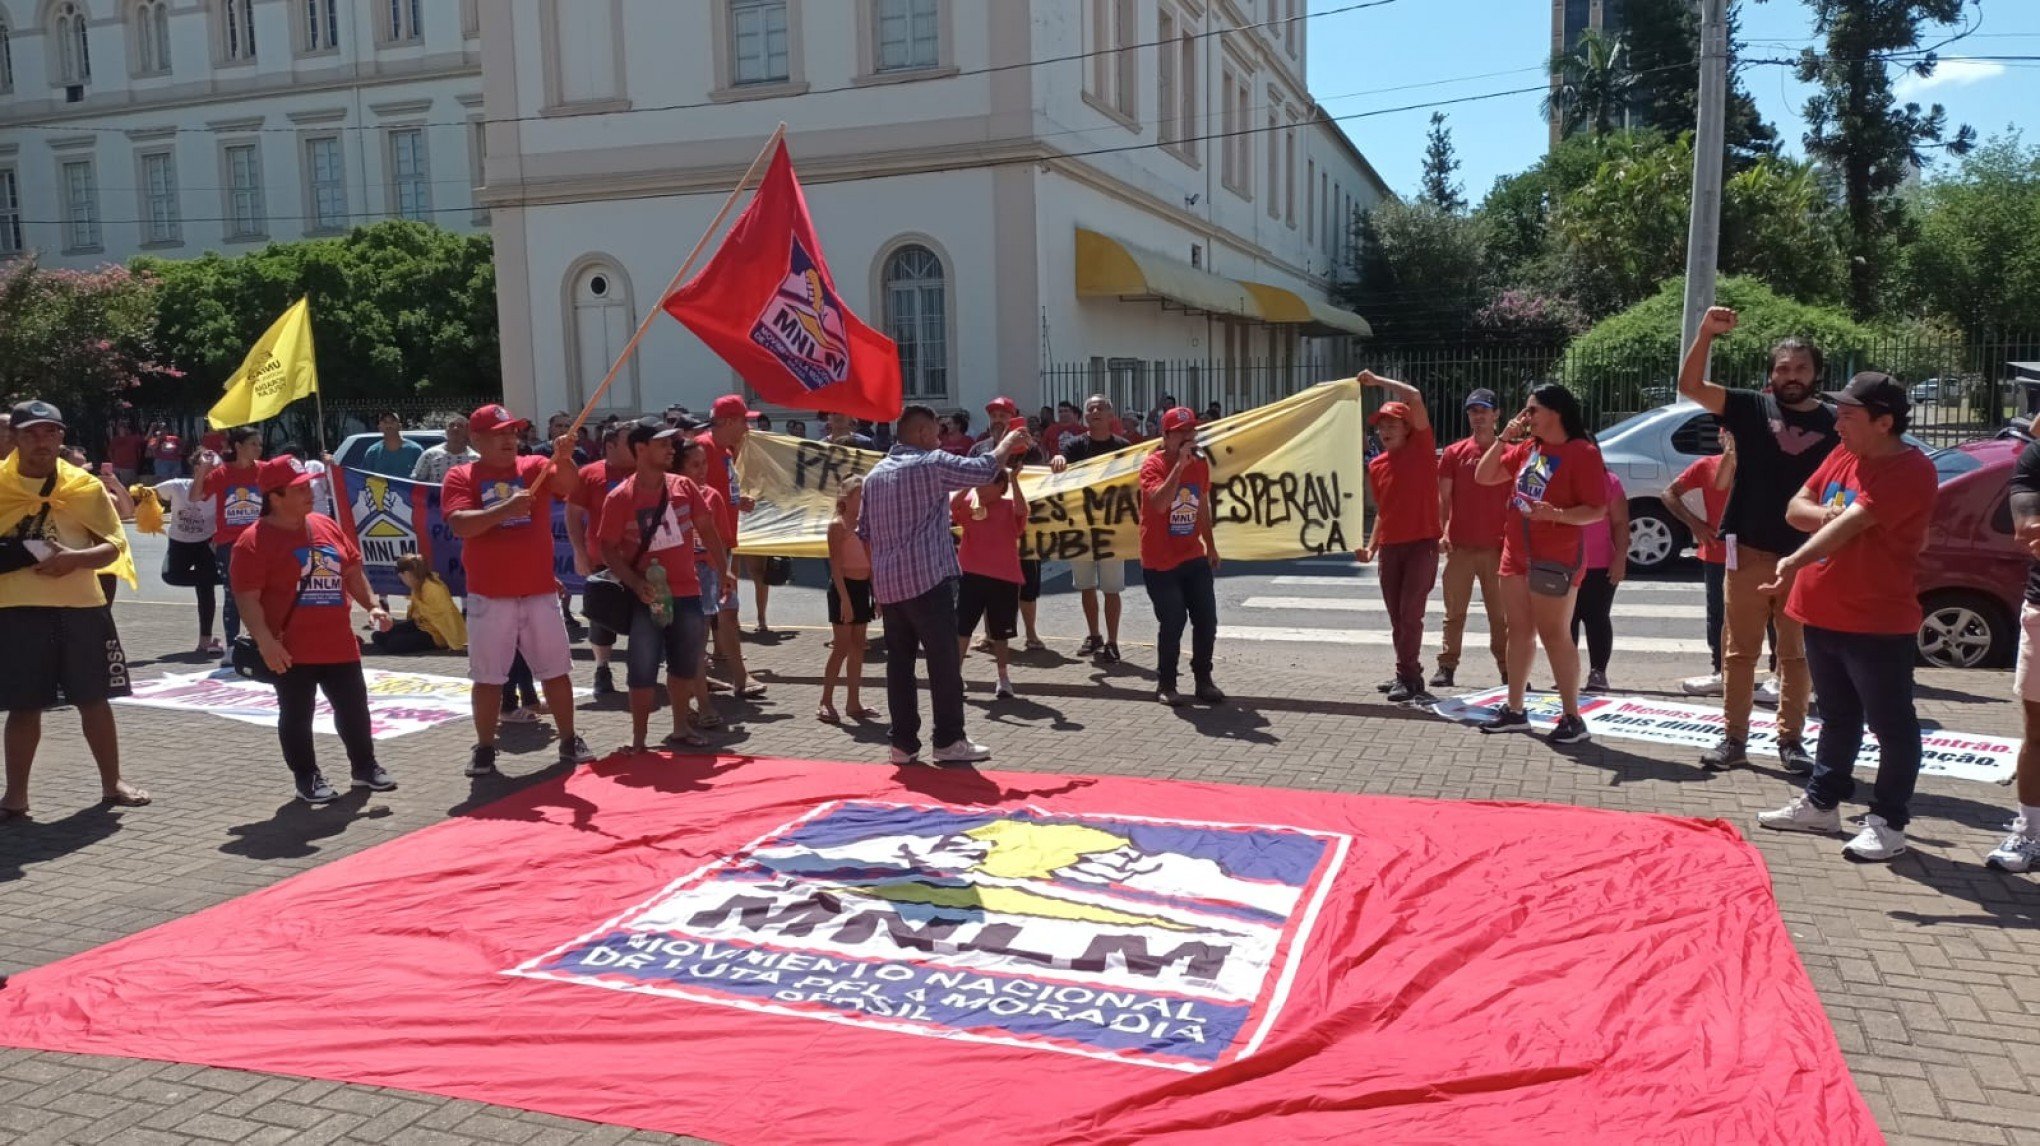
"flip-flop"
102,789,151,808
817,705,841,724
0,806,30,824
848,706,884,721
738,683,769,699
663,732,712,749
695,712,725,729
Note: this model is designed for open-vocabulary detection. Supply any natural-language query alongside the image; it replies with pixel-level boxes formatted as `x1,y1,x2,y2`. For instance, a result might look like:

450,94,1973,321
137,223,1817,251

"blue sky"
1306,0,2040,201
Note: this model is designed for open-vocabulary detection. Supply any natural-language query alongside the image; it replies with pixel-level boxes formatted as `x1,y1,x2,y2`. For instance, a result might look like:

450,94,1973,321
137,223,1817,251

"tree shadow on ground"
219,790,396,861
888,764,1096,807
0,804,130,882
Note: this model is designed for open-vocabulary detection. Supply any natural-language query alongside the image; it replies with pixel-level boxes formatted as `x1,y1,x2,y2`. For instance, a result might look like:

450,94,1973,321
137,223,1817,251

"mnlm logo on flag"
663,140,902,423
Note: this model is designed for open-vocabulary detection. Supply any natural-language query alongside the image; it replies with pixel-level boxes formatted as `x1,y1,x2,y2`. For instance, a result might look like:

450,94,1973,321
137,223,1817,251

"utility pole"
1680,0,1729,357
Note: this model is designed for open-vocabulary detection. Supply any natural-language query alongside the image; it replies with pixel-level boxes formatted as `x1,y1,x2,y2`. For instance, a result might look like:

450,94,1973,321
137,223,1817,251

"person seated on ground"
371,553,467,655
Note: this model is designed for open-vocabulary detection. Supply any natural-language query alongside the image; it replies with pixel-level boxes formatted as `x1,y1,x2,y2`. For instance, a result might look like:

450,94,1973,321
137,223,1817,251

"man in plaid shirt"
859,404,1031,766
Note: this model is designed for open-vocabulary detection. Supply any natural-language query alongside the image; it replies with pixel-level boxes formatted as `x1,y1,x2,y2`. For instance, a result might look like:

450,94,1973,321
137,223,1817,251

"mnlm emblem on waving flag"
663,140,903,423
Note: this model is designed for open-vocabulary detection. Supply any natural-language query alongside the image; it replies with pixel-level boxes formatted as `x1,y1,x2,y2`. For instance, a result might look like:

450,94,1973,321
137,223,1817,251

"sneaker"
1076,635,1102,657
932,738,992,764
1157,686,1183,707
888,746,921,766
1402,686,1438,707
1101,642,1121,664
294,771,339,804
1842,814,1907,862
1584,669,1609,694
1478,707,1531,734
1195,679,1226,705
500,706,536,725
1757,795,1842,835
465,745,499,778
1375,678,1397,693
974,637,995,653
1986,821,2040,872
1429,665,1455,689
559,736,596,766
1548,713,1590,744
993,681,1016,700
1385,678,1413,704
1680,672,1724,696
1754,677,1781,708
1777,739,1815,775
1700,736,1748,772
593,665,616,696
349,765,397,792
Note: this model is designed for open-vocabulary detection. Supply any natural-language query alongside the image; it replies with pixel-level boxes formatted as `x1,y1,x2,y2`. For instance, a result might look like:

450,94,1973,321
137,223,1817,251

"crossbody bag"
1515,445,1583,598
230,568,314,684
582,481,669,634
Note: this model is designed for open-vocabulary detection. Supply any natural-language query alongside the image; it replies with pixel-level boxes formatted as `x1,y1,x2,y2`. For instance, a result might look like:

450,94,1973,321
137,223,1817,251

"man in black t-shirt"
1050,395,1134,660
1989,438,2040,871
1677,306,1838,775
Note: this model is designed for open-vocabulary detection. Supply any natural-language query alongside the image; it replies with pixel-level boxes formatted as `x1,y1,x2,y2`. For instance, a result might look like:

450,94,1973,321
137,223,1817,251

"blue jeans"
1143,559,1217,690
624,597,706,689
881,578,966,755
214,542,240,643
1803,625,1922,829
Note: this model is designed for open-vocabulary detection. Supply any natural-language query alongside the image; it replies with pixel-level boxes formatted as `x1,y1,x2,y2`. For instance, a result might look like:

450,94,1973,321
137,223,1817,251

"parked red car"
1914,435,2030,668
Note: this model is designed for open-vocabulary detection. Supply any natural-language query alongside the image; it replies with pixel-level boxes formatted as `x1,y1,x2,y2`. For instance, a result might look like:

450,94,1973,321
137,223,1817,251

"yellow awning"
1075,228,1262,321
1238,281,1373,337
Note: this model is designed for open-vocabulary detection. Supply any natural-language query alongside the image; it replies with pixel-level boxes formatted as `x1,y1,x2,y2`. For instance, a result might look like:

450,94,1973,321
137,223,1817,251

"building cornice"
124,125,179,142
0,61,480,130
369,98,436,118
286,108,349,125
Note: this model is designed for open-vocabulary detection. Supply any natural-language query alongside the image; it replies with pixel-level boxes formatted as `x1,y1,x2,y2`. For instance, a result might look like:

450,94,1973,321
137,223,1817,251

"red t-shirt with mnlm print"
1786,445,1938,636
598,472,715,598
1368,426,1442,546
441,453,568,599
229,514,362,665
1496,437,1608,582
205,462,265,546
1138,450,1212,572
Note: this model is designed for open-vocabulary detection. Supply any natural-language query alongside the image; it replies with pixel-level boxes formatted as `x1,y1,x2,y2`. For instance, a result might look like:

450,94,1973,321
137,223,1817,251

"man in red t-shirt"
698,396,770,678
1434,388,1512,689
442,403,589,776
1757,373,1937,862
567,422,634,696
230,455,394,804
106,423,145,485
1139,407,1222,707
598,418,729,753
1354,372,1442,704
204,426,266,658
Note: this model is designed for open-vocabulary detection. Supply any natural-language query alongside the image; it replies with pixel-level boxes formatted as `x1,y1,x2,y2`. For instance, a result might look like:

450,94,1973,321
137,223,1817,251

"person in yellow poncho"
0,400,149,823
369,552,467,655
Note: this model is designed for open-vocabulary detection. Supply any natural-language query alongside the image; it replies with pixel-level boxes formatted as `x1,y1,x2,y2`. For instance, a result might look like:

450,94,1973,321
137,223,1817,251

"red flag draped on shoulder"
662,141,903,423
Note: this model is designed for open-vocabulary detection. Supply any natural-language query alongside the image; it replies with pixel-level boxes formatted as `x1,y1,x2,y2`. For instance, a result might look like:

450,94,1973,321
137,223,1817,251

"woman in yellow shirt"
369,553,467,654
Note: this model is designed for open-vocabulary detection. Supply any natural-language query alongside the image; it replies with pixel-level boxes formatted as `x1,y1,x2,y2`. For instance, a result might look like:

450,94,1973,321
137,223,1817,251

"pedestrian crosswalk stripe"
1243,596,1710,619
1222,625,1713,654
1268,575,1704,593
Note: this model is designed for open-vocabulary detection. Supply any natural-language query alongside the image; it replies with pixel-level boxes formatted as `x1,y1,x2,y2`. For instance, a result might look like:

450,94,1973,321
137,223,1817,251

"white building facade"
481,0,1391,424
0,0,486,269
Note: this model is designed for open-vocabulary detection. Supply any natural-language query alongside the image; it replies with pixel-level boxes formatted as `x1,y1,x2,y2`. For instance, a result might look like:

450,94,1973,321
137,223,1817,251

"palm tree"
1543,28,1633,139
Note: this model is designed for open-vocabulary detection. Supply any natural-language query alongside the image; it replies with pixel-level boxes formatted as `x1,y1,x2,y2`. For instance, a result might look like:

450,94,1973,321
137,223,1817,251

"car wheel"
1626,503,1684,573
1916,592,2011,669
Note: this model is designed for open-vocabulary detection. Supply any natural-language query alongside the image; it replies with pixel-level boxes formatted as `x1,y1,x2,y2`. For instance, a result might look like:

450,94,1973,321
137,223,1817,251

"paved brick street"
3,596,2039,1145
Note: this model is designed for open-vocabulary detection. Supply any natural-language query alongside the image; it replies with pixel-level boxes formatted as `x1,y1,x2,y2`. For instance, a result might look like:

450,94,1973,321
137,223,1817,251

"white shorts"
1069,556,1127,594
2017,603,2040,703
467,592,574,687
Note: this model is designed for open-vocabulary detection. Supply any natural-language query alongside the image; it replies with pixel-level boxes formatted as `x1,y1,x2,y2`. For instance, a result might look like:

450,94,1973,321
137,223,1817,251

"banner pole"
563,122,788,439
313,387,327,457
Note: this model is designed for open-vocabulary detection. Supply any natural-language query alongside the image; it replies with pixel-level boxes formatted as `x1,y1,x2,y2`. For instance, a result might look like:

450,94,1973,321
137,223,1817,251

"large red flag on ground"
664,141,904,423
0,756,1875,1144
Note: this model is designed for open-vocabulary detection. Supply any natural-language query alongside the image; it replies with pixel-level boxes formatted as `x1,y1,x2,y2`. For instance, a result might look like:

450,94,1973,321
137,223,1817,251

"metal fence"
1043,334,2040,446
124,396,493,455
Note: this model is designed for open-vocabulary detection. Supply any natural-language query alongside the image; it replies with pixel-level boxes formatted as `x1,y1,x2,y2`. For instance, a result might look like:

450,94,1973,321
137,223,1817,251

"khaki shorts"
1069,556,1127,594
466,592,574,686
2017,603,2040,703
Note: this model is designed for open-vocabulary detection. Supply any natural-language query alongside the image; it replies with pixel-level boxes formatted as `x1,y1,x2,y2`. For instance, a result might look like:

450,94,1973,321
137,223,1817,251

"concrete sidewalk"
1,600,2036,1144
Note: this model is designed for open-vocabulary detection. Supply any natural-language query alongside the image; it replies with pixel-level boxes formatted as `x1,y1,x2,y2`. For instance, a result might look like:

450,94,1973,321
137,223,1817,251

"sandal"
694,711,725,730
848,705,883,721
817,703,840,724
0,805,30,824
102,786,151,808
663,731,711,749
738,683,769,699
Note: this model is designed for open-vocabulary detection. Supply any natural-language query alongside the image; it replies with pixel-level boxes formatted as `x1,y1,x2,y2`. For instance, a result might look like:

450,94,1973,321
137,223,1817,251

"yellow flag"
207,297,319,429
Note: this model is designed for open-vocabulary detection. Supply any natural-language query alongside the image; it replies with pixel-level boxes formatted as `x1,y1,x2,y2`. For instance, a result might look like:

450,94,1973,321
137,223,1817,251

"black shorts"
829,575,875,625
161,538,220,588
1020,559,1042,603
957,573,1021,642
0,606,132,711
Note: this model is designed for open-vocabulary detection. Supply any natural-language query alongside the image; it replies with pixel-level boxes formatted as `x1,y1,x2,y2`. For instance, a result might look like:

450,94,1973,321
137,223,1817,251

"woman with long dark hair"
1472,383,1610,744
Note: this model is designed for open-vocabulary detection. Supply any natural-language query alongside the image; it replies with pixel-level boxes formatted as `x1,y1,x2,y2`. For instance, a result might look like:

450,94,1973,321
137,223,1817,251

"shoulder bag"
230,566,314,685
1515,446,1584,598
0,473,60,576
582,480,668,634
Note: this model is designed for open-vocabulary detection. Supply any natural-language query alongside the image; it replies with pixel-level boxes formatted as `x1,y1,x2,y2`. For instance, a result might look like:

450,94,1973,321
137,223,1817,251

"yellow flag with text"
207,297,319,429
735,378,1366,560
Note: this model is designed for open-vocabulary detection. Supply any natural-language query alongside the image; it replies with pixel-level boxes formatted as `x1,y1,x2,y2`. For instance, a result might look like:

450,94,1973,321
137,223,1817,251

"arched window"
55,1,91,84
220,0,256,62
134,0,172,74
0,20,14,93
882,244,948,400
566,259,639,412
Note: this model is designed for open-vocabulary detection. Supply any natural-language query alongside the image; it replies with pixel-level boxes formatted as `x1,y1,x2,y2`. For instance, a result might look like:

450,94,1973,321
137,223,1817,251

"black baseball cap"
627,415,680,448
1464,388,1499,410
1827,371,1909,418
8,400,64,431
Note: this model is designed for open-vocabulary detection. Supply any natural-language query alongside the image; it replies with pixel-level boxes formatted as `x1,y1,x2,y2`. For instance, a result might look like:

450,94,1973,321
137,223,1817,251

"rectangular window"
1306,158,1315,241
469,119,488,223
0,169,21,254
224,0,256,61
140,151,178,244
875,0,938,72
731,0,789,85
305,0,339,51
1178,31,1197,160
1112,0,1136,118
385,0,422,43
305,136,346,231
1157,9,1176,144
1220,66,1238,191
389,129,430,221
1284,123,1296,227
1284,0,1298,55
1267,110,1280,217
225,143,265,238
62,160,99,251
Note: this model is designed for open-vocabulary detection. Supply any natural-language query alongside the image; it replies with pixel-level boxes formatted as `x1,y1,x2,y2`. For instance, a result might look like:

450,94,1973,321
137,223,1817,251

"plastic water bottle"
647,558,673,624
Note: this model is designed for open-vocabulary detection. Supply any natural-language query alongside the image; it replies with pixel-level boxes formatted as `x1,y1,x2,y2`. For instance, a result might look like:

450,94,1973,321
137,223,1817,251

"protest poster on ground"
116,667,481,739
1431,687,2017,785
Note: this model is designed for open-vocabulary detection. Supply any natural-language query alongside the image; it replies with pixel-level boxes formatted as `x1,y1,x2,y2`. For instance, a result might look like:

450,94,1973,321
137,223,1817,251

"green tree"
1797,0,1977,318
1474,130,1636,284
0,258,177,433
1899,133,2040,336
1335,200,1490,343
1543,28,1634,140
1621,0,1779,168
1720,158,1850,307
1419,112,1465,213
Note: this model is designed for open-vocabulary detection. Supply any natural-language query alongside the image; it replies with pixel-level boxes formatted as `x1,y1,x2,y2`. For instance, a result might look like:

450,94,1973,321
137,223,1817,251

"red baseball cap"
712,395,763,422
985,396,1019,415
1371,401,1413,425
1160,406,1197,433
257,454,315,494
468,403,530,435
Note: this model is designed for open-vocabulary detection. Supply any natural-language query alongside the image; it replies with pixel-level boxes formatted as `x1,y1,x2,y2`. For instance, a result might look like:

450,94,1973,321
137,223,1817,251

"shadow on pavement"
1550,739,1715,785
1168,703,1279,745
1885,849,2040,931
0,804,129,881
219,790,395,861
889,764,1096,806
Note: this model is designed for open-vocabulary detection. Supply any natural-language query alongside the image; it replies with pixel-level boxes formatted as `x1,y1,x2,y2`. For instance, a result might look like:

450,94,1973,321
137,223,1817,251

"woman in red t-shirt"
229,455,394,804
952,457,1028,699
1473,383,1609,743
